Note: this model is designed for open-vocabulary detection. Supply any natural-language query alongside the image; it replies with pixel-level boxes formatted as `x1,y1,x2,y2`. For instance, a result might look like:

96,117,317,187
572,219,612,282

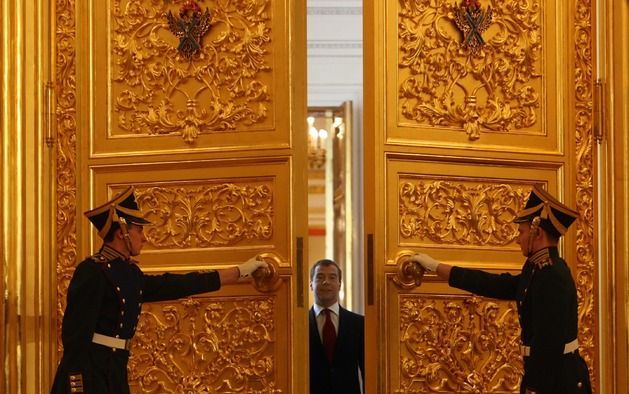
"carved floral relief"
128,297,280,393
574,0,596,386
399,179,530,246
112,0,273,143
133,182,274,249
398,295,522,393
55,0,78,343
398,0,543,140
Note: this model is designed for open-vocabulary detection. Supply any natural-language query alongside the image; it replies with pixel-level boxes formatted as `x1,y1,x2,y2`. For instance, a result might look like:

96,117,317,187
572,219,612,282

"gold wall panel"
387,0,564,152
387,157,561,266
128,291,287,393
85,0,291,156
89,158,291,269
388,287,522,393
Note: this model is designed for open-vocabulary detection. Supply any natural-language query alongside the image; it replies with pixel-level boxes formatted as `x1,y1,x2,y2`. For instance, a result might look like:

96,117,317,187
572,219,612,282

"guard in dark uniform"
50,186,267,394
411,185,592,394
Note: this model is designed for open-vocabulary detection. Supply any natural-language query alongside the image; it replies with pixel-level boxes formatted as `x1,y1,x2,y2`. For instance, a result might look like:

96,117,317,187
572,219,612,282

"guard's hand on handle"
410,253,441,272
237,255,268,279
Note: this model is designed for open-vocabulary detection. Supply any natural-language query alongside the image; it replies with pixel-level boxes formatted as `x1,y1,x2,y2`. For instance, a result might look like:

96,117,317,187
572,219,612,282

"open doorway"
306,1,363,313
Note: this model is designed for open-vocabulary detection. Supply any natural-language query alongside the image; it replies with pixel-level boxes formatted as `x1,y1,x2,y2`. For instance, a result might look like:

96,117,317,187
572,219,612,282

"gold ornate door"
364,0,599,392
53,0,308,392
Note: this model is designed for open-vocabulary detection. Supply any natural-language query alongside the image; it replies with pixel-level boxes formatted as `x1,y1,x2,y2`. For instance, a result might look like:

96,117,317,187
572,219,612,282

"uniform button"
122,298,126,304
139,290,143,295
120,323,123,328
107,263,111,268
115,334,120,338
112,348,117,352
116,286,121,292
121,311,125,316
577,382,583,388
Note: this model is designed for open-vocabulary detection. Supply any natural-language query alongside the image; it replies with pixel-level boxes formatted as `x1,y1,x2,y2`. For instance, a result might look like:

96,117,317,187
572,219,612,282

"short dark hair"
310,259,342,282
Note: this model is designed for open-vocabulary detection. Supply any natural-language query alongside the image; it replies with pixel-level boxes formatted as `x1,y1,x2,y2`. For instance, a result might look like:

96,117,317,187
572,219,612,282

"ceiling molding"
307,7,362,15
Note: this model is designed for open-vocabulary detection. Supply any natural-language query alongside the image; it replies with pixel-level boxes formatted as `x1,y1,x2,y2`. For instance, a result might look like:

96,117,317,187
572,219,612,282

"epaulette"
89,252,111,264
529,248,553,270
89,246,126,264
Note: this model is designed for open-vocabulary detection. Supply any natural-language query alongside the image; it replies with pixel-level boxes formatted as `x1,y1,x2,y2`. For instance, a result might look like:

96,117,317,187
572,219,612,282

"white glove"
237,255,267,278
410,253,441,272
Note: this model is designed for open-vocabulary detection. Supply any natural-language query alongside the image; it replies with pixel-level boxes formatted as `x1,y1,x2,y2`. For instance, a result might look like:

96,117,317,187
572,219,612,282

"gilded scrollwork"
128,297,281,393
134,183,273,248
573,0,597,387
397,295,522,393
112,0,273,143
399,179,530,246
56,0,78,346
398,0,542,140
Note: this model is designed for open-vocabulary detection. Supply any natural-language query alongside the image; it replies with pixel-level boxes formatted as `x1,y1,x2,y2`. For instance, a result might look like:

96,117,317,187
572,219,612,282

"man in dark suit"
50,186,267,394
309,259,364,394
411,185,591,394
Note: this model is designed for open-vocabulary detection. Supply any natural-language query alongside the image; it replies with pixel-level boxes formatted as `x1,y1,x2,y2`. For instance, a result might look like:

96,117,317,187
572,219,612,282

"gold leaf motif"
128,297,281,393
397,295,522,393
112,0,273,143
399,180,529,246
398,0,542,140
56,0,78,351
573,0,597,388
134,183,273,249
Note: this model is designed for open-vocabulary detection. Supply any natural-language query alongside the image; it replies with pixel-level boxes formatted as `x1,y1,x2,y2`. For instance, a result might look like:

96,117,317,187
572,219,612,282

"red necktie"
322,308,337,363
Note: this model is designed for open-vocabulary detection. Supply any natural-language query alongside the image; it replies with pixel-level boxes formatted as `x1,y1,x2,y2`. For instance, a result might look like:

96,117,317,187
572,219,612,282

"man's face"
516,222,531,257
126,224,147,256
310,264,341,308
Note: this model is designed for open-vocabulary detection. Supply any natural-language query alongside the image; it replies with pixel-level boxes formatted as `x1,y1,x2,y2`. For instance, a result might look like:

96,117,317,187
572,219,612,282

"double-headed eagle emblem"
167,0,212,59
454,0,493,55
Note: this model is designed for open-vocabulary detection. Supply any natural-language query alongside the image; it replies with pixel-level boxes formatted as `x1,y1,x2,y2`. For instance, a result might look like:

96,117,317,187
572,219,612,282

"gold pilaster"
1,0,55,392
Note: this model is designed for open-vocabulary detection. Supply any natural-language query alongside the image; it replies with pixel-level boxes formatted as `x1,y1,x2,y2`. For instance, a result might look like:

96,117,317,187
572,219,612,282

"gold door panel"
84,0,292,156
387,284,522,393
364,0,598,392
387,157,562,266
88,158,293,267
128,286,290,392
387,0,565,153
53,0,308,392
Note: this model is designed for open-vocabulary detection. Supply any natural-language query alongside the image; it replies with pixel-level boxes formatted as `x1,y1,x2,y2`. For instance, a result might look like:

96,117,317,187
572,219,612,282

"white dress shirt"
313,302,339,342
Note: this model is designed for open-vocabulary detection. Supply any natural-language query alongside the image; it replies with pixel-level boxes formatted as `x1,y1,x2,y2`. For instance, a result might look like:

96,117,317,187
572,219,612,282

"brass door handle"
392,250,425,290
251,252,283,292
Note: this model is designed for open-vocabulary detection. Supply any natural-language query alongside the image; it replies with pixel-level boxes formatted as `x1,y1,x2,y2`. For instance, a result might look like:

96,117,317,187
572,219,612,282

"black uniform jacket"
309,305,365,394
51,246,222,394
448,247,591,394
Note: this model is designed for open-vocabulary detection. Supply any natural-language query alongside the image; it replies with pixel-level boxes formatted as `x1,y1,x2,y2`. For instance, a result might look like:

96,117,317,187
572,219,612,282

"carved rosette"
399,180,530,246
397,295,522,393
112,0,273,143
134,183,274,249
573,0,597,388
128,297,281,393
55,0,78,348
398,0,543,140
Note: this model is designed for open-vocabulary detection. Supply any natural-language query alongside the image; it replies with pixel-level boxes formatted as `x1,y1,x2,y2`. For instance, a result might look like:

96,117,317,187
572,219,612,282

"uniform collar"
528,246,559,268
100,244,129,261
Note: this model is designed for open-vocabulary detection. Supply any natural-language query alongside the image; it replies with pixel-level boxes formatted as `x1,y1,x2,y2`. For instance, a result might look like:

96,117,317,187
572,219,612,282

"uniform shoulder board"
529,248,554,270
88,252,109,263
